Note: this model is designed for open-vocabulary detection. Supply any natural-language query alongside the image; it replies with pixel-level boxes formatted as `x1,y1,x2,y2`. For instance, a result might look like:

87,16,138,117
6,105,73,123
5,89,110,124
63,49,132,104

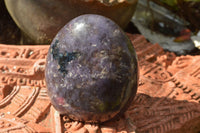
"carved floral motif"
0,34,200,132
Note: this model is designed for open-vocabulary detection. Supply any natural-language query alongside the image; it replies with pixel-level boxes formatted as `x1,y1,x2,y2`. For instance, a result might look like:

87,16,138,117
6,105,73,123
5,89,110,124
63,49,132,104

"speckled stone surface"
45,14,138,123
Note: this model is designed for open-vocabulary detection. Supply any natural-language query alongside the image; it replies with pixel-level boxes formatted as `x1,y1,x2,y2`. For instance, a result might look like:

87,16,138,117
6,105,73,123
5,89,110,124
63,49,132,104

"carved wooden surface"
0,34,200,133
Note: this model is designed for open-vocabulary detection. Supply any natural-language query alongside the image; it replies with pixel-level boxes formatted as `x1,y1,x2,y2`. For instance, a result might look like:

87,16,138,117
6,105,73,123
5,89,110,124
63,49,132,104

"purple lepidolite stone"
45,14,138,123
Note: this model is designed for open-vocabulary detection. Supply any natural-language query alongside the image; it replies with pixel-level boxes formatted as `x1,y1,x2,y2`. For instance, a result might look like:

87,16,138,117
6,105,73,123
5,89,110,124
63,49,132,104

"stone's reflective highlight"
45,14,138,123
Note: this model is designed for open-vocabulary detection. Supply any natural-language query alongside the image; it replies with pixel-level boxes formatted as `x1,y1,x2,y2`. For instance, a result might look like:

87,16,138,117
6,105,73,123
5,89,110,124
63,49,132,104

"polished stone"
45,14,138,123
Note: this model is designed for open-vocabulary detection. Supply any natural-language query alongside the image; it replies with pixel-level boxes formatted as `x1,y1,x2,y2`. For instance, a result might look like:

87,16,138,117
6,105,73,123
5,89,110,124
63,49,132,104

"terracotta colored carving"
0,34,200,133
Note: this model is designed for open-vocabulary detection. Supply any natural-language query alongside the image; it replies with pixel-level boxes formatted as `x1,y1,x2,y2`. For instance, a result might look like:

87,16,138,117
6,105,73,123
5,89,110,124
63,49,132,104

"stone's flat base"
0,34,200,132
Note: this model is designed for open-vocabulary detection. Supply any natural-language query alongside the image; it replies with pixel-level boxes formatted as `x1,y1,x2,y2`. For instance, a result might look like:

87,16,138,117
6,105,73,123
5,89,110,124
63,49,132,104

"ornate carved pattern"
126,93,200,133
0,44,48,59
0,45,51,132
0,34,200,133
0,117,36,133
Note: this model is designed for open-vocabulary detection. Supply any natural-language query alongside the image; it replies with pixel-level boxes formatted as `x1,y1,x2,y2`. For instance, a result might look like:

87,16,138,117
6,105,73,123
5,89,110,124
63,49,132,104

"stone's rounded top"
45,14,138,123
82,0,136,5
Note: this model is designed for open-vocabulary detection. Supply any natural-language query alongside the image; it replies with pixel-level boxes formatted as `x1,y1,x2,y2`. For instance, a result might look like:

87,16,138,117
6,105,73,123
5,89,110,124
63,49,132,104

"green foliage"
159,0,200,7
160,0,177,7
185,0,200,1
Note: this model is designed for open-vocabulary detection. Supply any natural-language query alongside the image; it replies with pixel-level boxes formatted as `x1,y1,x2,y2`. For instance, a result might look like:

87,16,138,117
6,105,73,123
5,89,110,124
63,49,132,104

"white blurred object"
132,0,195,55
191,31,200,49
